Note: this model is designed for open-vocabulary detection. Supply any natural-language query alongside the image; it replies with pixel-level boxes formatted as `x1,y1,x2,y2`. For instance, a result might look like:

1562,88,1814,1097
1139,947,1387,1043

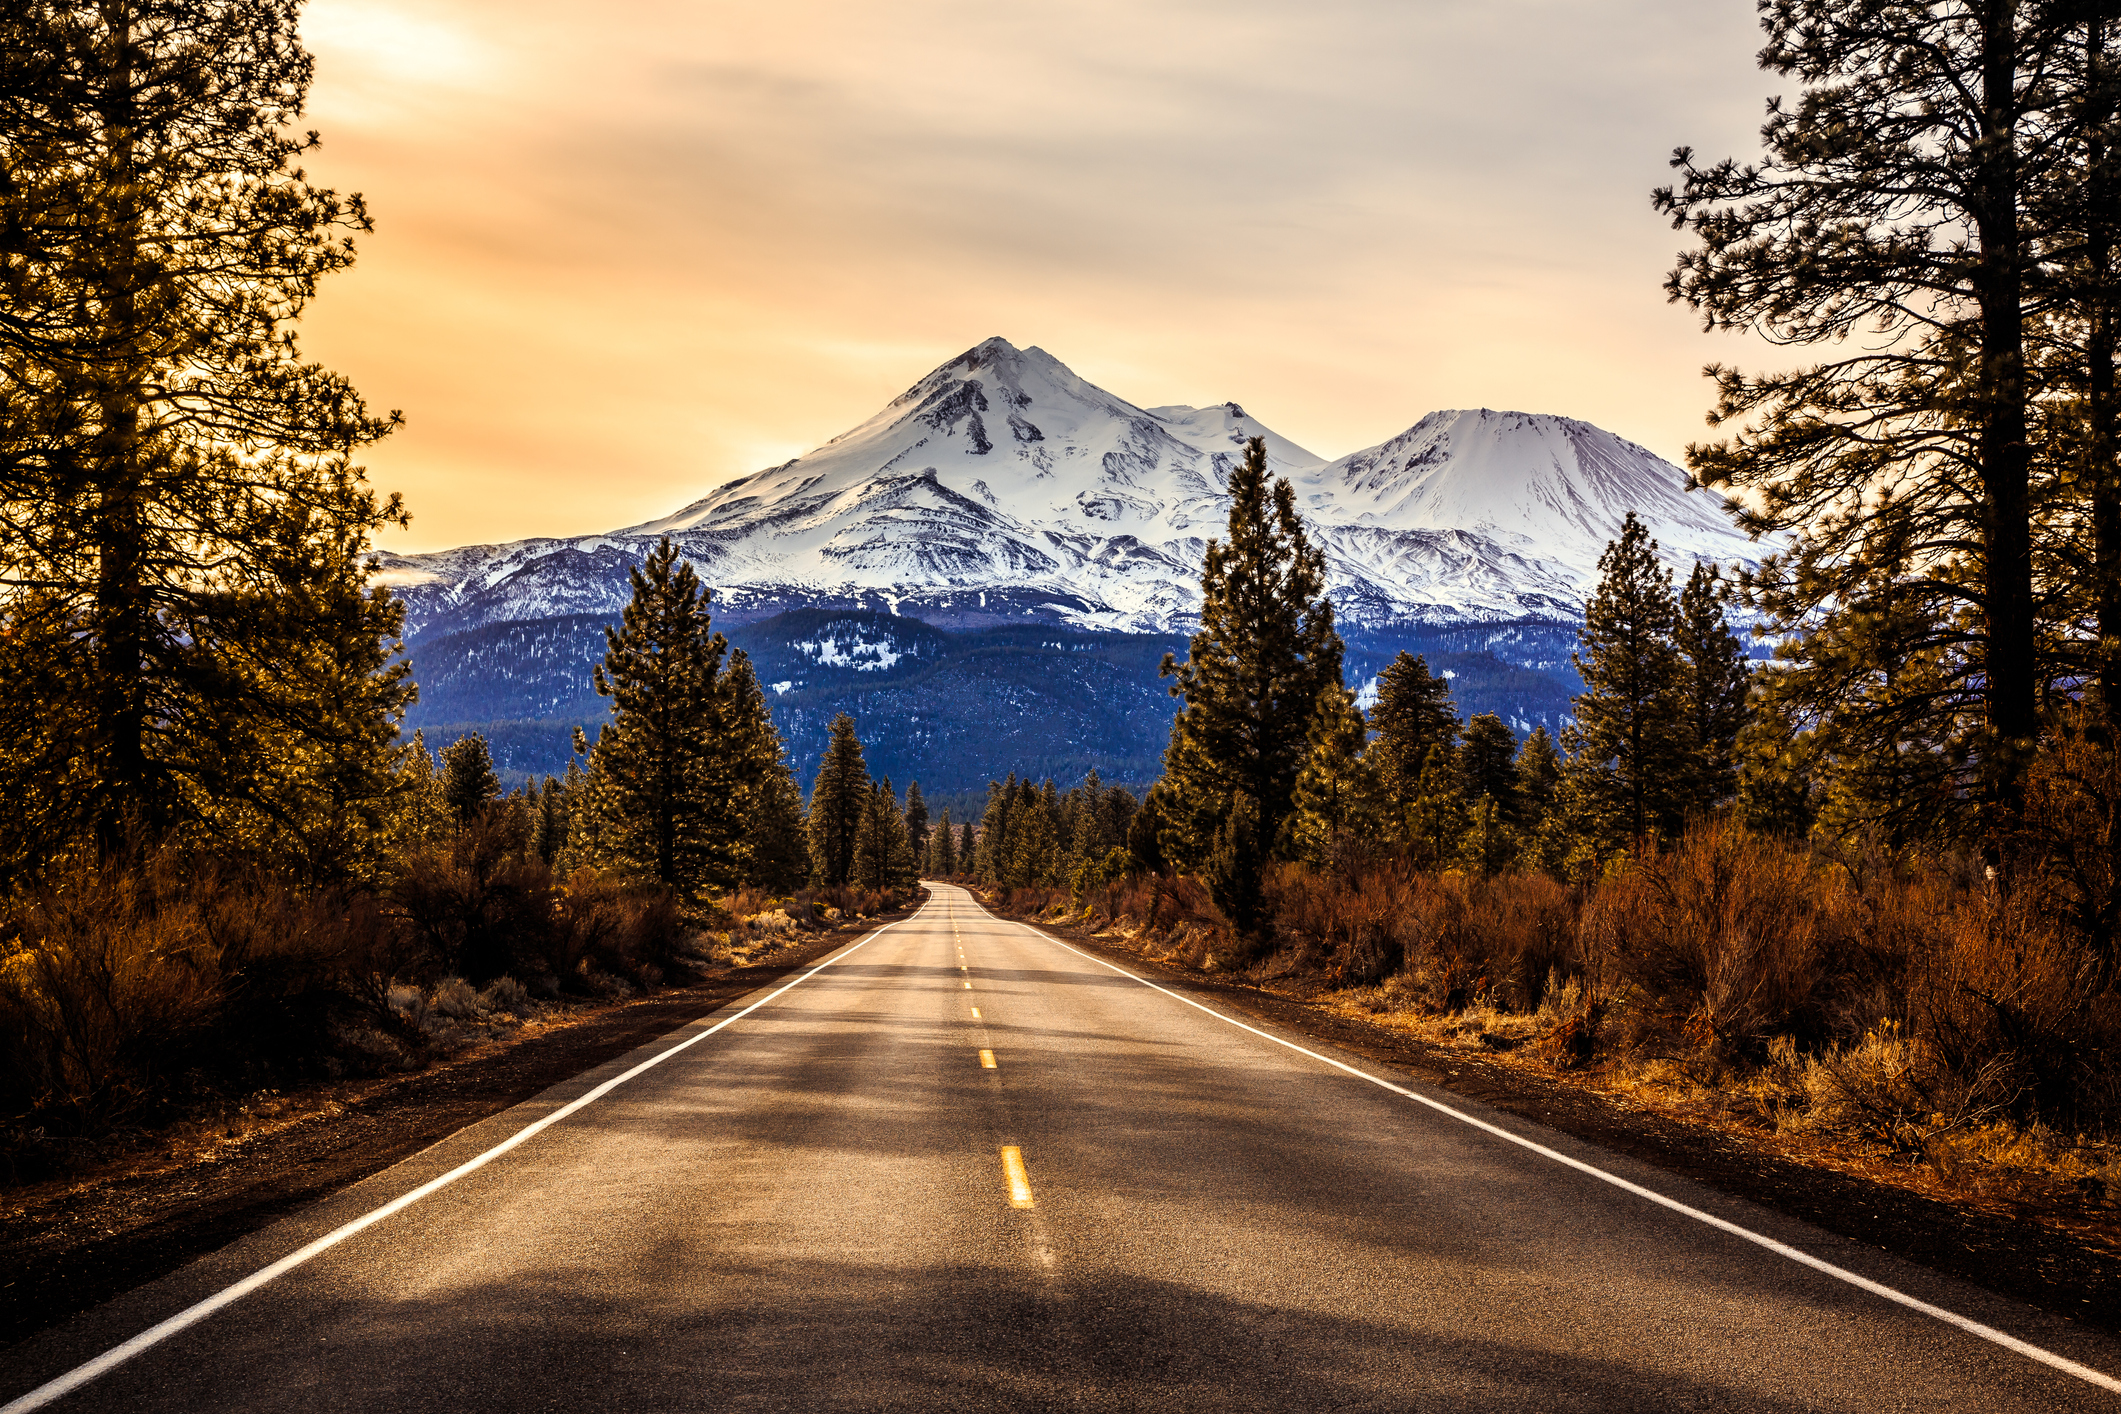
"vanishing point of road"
5,882,2119,1412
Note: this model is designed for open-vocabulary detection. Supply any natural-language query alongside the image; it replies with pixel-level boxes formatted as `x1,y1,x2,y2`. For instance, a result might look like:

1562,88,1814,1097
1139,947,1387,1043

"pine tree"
1368,653,1460,817
748,766,810,892
0,0,405,860
592,538,741,897
1006,781,1062,888
1456,793,1519,877
975,775,1017,882
1157,437,1341,930
929,808,957,876
806,713,870,887
1655,2,2091,827
1515,727,1563,832
441,733,501,829
1565,514,1688,850
719,648,807,889
1517,727,1571,877
1284,682,1382,865
1406,745,1469,869
903,781,929,864
392,729,451,857
535,776,567,864
958,820,976,871
1675,562,1752,808
853,779,915,891
1458,714,1521,821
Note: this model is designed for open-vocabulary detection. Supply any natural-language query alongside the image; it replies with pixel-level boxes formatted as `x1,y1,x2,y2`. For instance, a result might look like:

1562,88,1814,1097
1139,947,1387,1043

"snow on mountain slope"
375,338,1761,642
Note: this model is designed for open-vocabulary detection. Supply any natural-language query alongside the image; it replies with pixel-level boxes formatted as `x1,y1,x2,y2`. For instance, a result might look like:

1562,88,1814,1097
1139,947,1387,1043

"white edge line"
1006,908,2121,1396
1,901,933,1414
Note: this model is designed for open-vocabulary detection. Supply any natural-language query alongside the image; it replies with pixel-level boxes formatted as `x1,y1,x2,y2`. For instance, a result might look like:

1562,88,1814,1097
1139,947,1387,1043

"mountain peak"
378,343,1763,641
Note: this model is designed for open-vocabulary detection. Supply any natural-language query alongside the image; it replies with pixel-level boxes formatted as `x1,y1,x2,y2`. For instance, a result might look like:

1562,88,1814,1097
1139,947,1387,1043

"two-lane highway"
5,882,2119,1411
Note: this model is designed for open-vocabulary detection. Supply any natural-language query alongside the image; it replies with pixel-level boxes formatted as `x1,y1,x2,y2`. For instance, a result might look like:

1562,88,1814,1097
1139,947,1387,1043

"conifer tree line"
1119,442,1753,927
412,540,925,905
957,769,1139,897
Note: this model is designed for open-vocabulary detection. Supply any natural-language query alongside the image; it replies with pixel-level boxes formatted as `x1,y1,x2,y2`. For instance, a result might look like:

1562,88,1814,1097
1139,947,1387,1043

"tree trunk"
92,7,147,856
1977,0,2039,837
2088,16,2121,724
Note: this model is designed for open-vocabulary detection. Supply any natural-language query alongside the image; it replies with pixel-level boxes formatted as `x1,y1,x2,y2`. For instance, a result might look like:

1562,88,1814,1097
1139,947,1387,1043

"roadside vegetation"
0,8,919,1180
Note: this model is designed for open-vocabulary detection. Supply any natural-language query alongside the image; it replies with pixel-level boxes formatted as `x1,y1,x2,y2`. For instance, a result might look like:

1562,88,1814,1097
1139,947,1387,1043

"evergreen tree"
719,648,808,889
1655,2,2091,826
903,781,929,864
1517,727,1570,877
1675,562,1752,808
853,779,915,891
392,729,451,857
1284,682,1383,865
592,538,741,896
1515,727,1563,831
535,776,567,864
441,733,500,829
1007,781,1062,888
1405,745,1469,869
1157,437,1342,930
1565,514,1688,850
975,775,1018,882
1457,793,1519,877
806,713,870,887
958,820,976,871
1369,653,1460,815
1098,785,1139,858
929,808,957,876
0,0,404,860
1458,714,1521,822
748,766,810,892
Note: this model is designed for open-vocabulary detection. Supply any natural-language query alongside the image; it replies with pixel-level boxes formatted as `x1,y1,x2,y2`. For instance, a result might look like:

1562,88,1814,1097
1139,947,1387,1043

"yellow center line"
979,1049,997,1068
963,980,971,989
1000,1145,1035,1208
970,1006,980,1019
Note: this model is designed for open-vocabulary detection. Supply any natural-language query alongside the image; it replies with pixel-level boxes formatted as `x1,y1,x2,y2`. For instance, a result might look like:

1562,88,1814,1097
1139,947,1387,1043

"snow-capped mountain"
376,337,1759,643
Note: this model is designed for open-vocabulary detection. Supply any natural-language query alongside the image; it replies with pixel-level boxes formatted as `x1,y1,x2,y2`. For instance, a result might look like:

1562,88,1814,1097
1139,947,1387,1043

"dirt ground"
0,917,887,1350
994,901,2121,1339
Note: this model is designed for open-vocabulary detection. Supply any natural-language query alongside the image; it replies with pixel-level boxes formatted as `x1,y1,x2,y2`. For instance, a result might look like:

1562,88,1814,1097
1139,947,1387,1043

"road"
4,881,2119,1411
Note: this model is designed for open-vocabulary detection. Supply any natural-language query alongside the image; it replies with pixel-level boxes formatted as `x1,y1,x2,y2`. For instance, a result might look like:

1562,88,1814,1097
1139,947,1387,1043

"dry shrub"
1587,825,1835,1064
550,869,685,987
0,848,403,1132
391,811,559,983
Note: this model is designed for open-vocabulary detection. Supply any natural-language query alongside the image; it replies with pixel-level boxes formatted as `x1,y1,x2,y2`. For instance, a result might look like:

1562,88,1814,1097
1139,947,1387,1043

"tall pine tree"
1368,653,1460,816
1565,513,1688,850
1675,562,1752,808
806,713,870,888
592,538,741,897
0,0,407,864
1158,437,1341,930
1655,0,2090,833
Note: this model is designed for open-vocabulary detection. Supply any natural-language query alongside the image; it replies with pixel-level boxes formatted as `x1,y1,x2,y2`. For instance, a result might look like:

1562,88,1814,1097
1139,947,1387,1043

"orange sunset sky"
293,0,1778,554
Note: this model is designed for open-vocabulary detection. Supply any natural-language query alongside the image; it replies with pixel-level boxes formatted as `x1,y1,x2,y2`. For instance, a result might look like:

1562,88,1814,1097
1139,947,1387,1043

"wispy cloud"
296,0,1777,550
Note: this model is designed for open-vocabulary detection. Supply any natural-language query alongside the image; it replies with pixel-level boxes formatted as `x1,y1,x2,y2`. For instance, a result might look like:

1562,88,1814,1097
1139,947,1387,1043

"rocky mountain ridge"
375,338,1761,644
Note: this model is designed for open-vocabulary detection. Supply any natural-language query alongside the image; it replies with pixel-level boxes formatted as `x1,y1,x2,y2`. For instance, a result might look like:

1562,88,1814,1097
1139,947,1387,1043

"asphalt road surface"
6,882,2121,1412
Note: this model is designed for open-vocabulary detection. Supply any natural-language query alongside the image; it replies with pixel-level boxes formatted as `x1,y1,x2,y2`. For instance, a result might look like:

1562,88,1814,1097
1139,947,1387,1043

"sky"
293,0,1782,554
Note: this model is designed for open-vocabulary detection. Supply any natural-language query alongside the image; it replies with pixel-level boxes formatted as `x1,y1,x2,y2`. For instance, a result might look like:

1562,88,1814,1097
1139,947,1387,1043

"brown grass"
1021,816,2121,1208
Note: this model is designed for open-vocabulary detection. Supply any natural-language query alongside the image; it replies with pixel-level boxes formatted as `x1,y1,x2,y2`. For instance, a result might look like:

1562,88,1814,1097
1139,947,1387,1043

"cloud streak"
295,0,1780,551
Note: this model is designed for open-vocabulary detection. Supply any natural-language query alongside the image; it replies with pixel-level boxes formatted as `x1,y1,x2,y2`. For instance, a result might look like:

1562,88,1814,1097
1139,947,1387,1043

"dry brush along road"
3,882,2118,1412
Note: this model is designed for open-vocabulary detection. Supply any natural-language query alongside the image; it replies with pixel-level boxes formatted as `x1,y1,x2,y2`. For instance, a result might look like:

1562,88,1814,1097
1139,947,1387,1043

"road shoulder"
0,902,921,1351
984,895,2121,1338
